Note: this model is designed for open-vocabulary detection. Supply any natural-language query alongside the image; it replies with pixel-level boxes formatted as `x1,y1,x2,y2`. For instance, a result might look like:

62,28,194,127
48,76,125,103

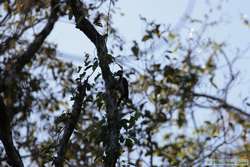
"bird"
115,70,129,104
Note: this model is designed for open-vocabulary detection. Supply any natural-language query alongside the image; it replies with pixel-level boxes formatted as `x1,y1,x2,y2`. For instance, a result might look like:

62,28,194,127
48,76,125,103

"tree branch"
68,0,112,82
68,0,122,166
0,95,24,167
193,92,250,120
0,17,46,56
54,81,87,167
12,0,60,72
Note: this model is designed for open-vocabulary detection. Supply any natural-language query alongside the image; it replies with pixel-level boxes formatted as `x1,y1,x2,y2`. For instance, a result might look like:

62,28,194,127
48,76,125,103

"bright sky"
48,0,250,55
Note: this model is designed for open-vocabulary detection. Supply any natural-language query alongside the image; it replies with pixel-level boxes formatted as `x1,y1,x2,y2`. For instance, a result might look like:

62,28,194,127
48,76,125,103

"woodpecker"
115,70,129,103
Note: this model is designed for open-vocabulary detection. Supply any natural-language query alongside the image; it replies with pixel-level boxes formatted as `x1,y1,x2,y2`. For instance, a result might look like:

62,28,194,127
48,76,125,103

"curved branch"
193,92,250,120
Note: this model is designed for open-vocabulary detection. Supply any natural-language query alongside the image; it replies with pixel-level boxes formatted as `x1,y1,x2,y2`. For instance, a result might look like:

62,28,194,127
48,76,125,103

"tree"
0,0,249,166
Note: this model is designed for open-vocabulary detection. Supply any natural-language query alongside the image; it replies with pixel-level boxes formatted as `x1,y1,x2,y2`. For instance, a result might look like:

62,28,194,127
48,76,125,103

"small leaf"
142,34,152,41
68,10,73,20
131,41,139,57
94,13,103,27
85,65,92,71
79,72,86,79
77,66,82,73
120,119,129,129
92,60,98,71
177,111,186,127
229,122,235,131
204,121,212,125
168,32,176,41
94,73,101,81
125,138,134,148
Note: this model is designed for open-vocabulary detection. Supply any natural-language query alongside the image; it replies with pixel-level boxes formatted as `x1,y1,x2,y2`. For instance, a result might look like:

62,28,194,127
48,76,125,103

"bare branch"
0,12,10,26
193,92,250,120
